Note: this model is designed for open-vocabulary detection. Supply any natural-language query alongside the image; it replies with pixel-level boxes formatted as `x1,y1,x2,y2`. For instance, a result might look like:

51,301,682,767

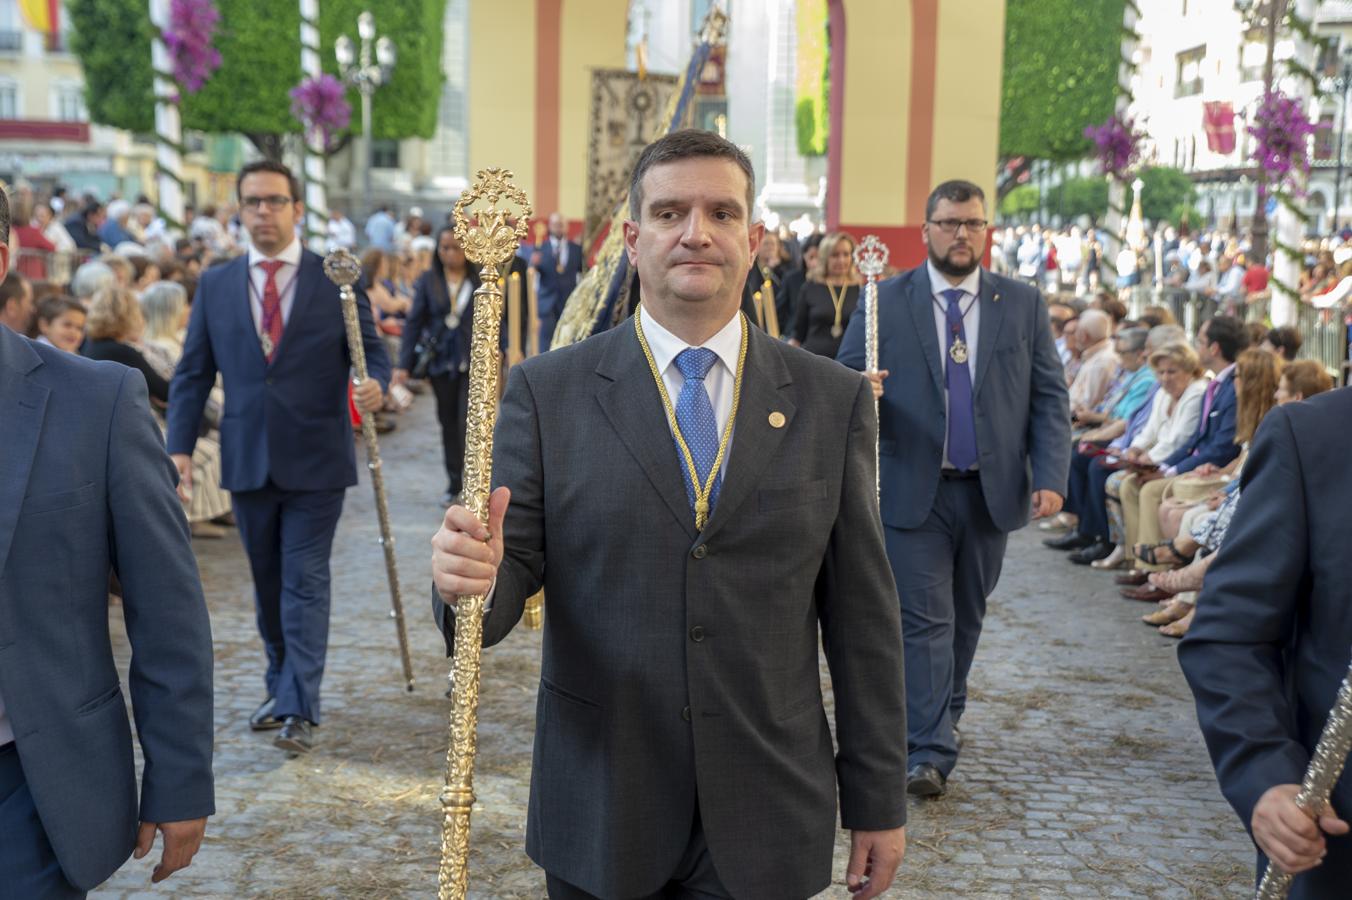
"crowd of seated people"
1042,309,1337,637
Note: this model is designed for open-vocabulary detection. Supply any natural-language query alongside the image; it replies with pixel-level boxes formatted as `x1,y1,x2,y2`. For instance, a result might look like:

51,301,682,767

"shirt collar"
248,237,302,269
640,306,744,379
926,260,981,299
1215,362,1236,382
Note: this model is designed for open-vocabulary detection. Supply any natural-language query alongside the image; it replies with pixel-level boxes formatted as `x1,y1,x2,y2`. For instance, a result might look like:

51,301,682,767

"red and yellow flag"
18,0,61,36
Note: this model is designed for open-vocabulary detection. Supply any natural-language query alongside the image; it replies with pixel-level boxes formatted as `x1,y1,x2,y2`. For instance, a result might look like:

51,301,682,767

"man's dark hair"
0,185,9,246
236,160,301,202
36,294,84,324
925,180,986,221
82,201,104,221
628,129,756,219
0,272,26,312
1203,315,1248,363
1264,325,1303,362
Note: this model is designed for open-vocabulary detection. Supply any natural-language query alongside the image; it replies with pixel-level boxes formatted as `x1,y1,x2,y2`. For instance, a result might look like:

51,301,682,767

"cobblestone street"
94,396,1254,899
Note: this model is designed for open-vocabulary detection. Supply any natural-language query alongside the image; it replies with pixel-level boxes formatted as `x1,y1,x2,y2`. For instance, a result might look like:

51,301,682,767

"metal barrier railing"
1292,302,1349,379
14,248,103,288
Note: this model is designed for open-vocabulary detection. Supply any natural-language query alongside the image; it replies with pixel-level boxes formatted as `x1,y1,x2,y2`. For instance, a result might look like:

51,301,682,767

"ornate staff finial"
854,234,889,280
453,168,532,276
322,247,362,287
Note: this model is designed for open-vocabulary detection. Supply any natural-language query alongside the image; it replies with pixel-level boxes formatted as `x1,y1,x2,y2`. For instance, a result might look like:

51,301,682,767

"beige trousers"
1119,473,1175,565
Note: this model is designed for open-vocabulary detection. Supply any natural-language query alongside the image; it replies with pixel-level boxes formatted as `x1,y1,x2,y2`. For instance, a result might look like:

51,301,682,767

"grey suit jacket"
435,320,907,900
838,265,1071,532
0,326,214,890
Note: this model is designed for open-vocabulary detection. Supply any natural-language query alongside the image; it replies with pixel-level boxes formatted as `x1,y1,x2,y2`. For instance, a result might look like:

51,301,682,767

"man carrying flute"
431,130,908,900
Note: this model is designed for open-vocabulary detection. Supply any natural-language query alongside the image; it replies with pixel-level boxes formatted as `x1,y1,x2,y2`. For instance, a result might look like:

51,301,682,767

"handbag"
410,333,437,379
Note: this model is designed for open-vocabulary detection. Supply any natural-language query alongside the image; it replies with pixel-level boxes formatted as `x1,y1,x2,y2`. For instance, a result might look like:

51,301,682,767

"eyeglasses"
241,195,294,212
928,218,988,234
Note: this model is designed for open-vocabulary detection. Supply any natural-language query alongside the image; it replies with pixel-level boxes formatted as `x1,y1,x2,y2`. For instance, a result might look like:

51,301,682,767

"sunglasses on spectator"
928,218,988,234
241,195,294,211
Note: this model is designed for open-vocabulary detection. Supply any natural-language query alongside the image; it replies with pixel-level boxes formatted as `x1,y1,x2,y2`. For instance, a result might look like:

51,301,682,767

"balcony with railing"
0,29,22,52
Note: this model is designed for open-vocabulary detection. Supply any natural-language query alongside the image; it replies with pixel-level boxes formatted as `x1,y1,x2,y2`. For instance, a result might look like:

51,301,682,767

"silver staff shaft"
333,271,415,692
1256,650,1352,898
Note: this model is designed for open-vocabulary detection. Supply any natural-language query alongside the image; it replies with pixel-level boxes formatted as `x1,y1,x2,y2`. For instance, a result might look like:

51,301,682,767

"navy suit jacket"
0,326,214,890
1162,374,1239,474
838,265,1071,532
166,248,390,492
1179,387,1352,894
535,238,583,318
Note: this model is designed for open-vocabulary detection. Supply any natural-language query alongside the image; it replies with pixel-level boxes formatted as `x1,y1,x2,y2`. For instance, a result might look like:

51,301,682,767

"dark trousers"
430,371,469,493
545,809,731,899
1079,456,1116,541
1064,445,1093,518
231,484,346,725
538,312,560,353
884,477,1007,777
0,744,84,900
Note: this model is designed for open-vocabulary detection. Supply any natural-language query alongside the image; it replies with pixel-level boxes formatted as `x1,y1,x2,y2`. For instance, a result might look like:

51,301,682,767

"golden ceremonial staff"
853,234,889,497
322,249,415,692
1256,650,1352,899
439,168,532,900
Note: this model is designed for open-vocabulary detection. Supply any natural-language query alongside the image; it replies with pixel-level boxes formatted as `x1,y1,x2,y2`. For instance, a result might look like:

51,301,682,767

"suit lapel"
595,325,700,542
0,332,50,573
973,271,1006,398
907,269,944,395
229,256,268,368
699,328,794,544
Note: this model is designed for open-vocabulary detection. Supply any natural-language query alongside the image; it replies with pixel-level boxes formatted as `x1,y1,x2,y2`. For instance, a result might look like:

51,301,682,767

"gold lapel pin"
993,293,1001,302
768,411,786,429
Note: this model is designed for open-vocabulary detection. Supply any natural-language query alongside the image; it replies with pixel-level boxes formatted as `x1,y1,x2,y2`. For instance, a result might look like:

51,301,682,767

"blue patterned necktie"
941,288,979,471
673,347,722,521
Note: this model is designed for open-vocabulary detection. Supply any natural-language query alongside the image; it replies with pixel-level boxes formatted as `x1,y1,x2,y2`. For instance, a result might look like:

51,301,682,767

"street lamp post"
336,11,396,220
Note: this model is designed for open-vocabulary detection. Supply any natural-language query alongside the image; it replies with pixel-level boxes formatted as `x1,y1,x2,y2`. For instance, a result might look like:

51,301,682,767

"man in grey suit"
431,130,908,900
838,180,1070,798
0,192,214,896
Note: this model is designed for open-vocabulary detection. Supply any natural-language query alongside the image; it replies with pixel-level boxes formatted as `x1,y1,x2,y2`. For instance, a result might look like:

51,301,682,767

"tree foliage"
68,0,444,156
1000,0,1126,162
1137,166,1195,225
998,184,1040,218
1046,176,1110,221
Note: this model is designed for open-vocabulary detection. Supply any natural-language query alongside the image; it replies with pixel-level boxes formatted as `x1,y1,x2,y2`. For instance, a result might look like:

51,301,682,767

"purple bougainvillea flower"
163,0,222,95
1083,114,1145,181
1250,90,1316,192
290,74,352,150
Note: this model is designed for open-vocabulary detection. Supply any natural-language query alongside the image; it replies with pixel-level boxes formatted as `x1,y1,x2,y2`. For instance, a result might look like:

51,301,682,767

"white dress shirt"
247,238,303,334
551,236,569,270
474,306,743,615
926,261,982,469
639,306,742,479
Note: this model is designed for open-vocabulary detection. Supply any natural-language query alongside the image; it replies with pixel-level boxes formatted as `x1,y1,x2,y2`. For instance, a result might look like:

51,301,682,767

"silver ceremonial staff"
322,249,415,692
1256,650,1352,899
853,235,889,497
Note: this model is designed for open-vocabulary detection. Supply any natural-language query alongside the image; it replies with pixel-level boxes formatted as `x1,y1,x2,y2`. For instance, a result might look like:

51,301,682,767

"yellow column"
930,0,1006,205
468,0,538,194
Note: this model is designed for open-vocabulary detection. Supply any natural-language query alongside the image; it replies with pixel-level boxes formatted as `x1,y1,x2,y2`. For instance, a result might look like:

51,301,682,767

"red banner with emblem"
1203,101,1236,154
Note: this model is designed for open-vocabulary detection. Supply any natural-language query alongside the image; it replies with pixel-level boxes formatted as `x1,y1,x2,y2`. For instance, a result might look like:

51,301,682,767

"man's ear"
622,219,640,266
748,220,765,259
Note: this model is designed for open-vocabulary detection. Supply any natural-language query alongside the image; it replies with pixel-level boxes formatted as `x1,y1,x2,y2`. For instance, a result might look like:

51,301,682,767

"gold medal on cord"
949,339,968,365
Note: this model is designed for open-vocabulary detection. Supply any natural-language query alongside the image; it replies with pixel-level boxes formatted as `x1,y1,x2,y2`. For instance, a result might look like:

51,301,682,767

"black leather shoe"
1043,531,1094,551
249,697,283,732
274,716,314,755
906,763,947,798
1069,540,1114,565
